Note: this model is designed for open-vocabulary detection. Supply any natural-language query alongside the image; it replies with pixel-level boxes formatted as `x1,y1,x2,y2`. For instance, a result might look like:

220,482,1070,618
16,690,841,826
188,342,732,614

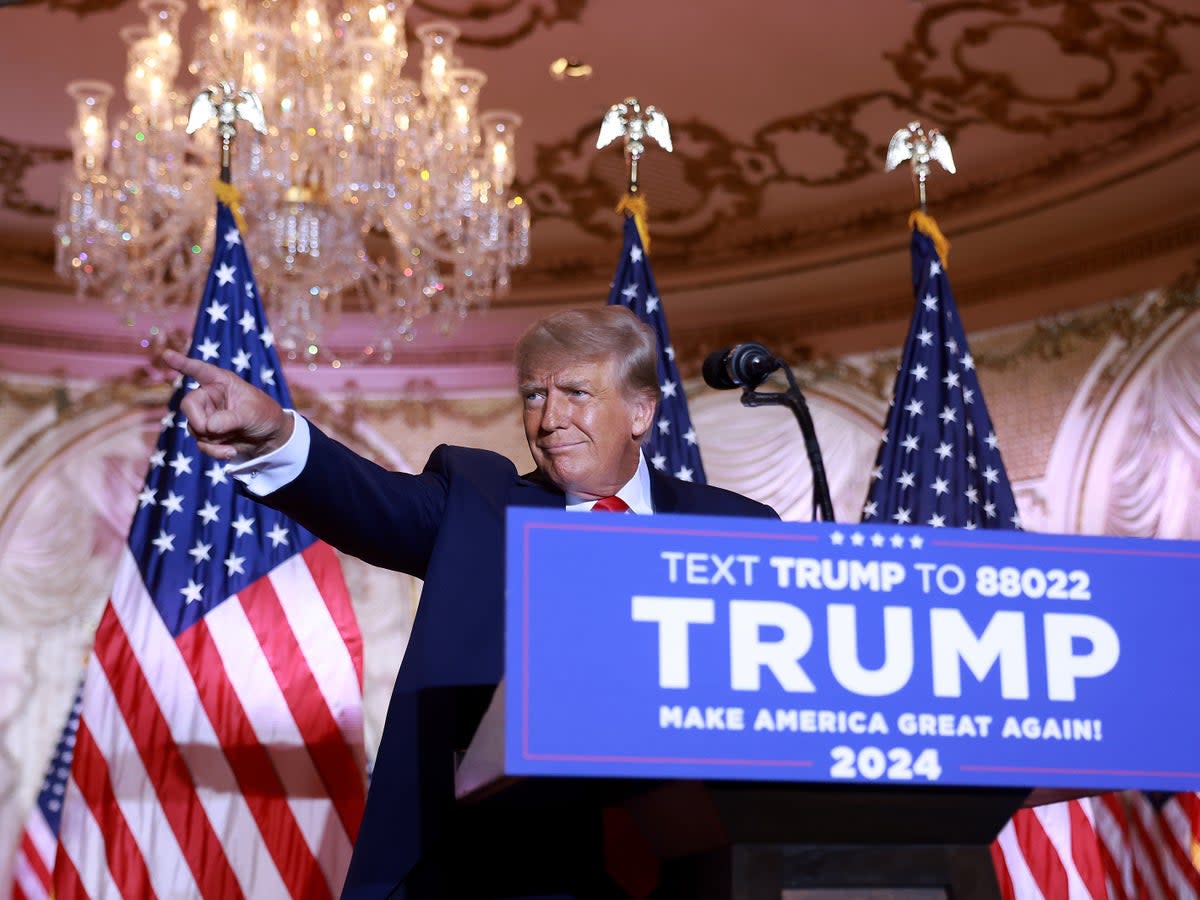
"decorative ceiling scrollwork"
3,0,1200,373
890,0,1200,132
523,0,1200,272
0,137,70,217
412,0,586,46
10,0,123,15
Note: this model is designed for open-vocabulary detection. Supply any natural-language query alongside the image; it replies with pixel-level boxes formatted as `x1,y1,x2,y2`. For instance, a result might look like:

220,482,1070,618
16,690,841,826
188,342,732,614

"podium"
452,509,1200,898
458,680,1031,899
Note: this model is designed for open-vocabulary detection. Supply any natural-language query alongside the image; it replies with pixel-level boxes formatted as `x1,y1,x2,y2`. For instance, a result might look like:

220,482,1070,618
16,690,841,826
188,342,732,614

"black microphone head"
729,342,780,389
702,349,740,390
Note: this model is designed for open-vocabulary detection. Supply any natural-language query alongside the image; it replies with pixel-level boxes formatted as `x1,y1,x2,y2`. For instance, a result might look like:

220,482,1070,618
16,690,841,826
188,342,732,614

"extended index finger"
160,348,228,385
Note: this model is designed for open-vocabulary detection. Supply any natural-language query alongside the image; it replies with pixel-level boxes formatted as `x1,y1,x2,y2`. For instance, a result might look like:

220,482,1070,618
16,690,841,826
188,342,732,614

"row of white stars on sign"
828,530,926,549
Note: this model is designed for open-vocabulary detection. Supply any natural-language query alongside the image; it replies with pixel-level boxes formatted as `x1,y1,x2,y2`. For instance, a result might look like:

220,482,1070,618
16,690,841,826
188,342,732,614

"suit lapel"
649,467,689,514
510,470,567,510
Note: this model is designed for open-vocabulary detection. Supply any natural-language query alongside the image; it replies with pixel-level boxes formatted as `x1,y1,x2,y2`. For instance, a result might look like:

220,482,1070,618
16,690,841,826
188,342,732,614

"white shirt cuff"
227,410,311,497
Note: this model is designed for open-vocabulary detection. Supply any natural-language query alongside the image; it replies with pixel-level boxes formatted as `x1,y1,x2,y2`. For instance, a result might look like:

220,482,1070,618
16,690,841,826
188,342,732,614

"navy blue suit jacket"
262,423,778,898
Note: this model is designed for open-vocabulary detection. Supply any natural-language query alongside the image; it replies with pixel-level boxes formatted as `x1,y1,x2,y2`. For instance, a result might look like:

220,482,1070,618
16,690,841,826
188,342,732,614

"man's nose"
541,393,567,430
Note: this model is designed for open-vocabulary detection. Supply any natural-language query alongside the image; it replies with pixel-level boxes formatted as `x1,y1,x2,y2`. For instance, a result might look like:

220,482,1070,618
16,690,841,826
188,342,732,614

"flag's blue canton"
32,685,82,834
607,216,706,484
862,227,1021,531
127,202,317,636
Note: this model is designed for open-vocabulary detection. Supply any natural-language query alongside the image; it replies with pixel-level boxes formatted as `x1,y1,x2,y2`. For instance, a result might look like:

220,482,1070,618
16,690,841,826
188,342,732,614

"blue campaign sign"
504,508,1200,792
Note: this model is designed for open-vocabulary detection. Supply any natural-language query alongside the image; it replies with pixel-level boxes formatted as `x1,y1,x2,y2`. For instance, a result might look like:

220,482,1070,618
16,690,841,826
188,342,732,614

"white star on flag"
180,579,204,604
206,300,229,323
168,452,193,477
197,337,221,361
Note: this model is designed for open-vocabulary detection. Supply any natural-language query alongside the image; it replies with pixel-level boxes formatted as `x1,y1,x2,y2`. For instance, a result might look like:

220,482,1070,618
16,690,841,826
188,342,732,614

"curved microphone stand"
738,361,837,523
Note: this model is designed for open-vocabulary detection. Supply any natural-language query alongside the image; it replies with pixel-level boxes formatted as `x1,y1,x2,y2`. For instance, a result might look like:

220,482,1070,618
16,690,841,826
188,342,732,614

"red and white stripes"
51,541,365,899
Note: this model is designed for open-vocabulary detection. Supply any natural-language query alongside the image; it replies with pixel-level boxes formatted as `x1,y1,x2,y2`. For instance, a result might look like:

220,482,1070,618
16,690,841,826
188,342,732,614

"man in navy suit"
166,306,777,899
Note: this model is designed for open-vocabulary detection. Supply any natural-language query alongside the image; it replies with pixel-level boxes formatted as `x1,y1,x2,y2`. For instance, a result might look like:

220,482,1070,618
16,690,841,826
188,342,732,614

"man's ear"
629,392,657,440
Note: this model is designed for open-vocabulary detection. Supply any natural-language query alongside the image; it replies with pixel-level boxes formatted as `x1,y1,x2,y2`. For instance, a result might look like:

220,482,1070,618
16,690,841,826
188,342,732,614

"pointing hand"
160,348,293,461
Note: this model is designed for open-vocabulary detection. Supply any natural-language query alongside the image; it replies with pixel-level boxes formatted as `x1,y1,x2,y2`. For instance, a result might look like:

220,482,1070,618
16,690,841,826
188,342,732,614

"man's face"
521,356,655,500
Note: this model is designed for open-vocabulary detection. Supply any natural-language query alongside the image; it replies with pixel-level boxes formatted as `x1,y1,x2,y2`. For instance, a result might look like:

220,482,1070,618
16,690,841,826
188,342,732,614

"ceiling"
3,0,1200,391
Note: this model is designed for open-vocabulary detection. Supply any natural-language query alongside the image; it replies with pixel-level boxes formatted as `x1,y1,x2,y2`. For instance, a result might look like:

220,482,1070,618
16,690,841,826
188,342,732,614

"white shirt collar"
565,452,653,514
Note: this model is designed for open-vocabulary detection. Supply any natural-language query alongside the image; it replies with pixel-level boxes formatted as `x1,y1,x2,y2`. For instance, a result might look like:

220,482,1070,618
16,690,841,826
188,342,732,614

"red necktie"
592,495,630,513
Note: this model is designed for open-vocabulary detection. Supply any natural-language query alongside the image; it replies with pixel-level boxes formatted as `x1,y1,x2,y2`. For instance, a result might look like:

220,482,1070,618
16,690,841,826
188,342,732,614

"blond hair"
515,306,661,403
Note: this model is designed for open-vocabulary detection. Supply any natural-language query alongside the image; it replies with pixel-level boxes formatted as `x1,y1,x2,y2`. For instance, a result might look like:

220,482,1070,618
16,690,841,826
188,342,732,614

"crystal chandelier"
56,0,530,364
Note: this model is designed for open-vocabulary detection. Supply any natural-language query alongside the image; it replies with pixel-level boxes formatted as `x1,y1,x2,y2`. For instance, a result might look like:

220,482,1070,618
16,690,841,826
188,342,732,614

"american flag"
607,214,706,484
863,218,1107,900
1093,791,1200,899
13,200,367,900
1155,791,1200,897
12,687,82,899
861,221,1018,531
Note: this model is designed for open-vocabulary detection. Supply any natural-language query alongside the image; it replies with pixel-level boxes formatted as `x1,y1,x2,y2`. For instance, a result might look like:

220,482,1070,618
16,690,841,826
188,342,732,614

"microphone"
702,343,782,390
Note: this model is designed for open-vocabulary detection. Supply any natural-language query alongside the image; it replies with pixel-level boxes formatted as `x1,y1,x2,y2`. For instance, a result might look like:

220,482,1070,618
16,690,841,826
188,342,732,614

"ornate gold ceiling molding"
665,218,1200,394
522,0,1200,272
412,0,586,46
11,0,122,15
5,210,1199,373
0,137,70,216
521,103,1200,281
891,0,1200,133
753,266,1200,415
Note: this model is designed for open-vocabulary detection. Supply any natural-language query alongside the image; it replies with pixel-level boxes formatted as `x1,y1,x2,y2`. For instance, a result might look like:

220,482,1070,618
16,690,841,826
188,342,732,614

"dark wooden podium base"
656,843,999,900
456,777,1018,899
623,781,1012,900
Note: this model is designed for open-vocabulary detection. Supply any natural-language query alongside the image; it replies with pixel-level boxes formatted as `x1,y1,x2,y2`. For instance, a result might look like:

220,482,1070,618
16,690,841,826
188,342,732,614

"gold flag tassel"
213,181,249,235
616,193,651,254
908,209,950,269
